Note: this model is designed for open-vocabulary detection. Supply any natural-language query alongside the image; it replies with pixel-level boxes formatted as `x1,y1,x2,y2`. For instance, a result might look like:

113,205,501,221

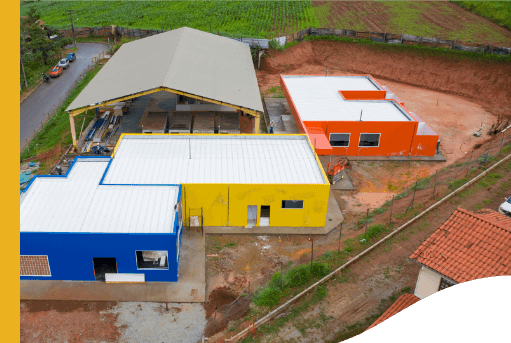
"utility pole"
67,9,76,47
20,57,28,89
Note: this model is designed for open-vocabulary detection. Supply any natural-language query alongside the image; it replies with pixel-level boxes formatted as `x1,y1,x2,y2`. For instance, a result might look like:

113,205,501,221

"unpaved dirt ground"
257,40,511,120
20,300,207,343
20,301,120,343
246,156,511,343
312,1,511,46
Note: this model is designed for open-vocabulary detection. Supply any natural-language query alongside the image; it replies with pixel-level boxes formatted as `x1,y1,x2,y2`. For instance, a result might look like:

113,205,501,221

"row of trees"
20,6,73,89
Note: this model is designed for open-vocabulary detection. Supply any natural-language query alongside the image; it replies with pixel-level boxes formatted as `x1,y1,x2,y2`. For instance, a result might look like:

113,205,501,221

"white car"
499,196,511,217
58,59,69,69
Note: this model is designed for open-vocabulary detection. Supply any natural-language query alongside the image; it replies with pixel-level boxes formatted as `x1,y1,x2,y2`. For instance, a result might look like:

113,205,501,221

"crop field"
20,1,317,38
21,1,511,44
313,1,511,45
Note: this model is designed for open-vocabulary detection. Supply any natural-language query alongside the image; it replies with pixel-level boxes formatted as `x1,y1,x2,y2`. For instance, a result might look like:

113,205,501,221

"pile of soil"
257,40,511,119
203,287,250,337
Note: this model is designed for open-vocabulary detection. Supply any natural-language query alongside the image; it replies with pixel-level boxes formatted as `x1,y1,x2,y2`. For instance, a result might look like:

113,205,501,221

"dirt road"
20,43,109,151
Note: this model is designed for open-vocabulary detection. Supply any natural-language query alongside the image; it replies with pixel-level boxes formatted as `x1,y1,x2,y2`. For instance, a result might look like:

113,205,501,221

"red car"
49,66,63,78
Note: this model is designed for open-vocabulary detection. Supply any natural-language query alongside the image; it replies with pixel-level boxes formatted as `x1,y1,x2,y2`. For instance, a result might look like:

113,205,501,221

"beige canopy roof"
66,27,263,114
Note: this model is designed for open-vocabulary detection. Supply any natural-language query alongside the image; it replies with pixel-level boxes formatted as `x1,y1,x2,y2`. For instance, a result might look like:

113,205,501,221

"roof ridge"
457,207,511,232
161,28,186,87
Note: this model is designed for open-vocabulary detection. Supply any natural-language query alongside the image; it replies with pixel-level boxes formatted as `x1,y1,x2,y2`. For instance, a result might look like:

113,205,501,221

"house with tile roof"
366,207,510,331
365,293,420,331
410,207,511,299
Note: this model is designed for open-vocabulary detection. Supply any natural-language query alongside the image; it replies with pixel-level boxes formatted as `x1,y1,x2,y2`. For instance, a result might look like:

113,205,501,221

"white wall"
414,266,442,299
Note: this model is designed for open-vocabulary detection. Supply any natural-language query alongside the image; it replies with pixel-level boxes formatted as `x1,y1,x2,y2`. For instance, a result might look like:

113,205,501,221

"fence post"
466,151,473,177
338,223,342,252
485,140,492,164
280,262,283,290
365,209,369,234
401,28,404,44
406,181,418,213
389,195,395,224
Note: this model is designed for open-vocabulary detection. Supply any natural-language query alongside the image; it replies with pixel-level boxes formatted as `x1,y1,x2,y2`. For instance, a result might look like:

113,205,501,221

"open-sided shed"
66,27,263,149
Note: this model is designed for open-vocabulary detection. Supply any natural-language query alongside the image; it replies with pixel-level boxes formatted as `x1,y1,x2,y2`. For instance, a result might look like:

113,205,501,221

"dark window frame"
329,133,351,147
281,200,304,209
135,250,169,270
359,133,381,147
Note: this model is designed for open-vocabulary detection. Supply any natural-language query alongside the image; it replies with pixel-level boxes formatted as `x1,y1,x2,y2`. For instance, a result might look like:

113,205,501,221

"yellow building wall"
182,184,229,226
183,183,330,227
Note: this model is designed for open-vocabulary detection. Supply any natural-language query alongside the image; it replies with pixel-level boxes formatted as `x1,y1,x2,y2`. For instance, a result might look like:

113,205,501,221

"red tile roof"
476,209,511,227
410,208,511,283
366,294,420,331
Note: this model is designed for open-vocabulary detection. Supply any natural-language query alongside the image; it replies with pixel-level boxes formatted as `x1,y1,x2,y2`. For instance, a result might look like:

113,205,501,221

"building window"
329,133,350,147
136,251,169,270
282,200,304,209
20,255,51,276
359,133,381,147
438,278,455,291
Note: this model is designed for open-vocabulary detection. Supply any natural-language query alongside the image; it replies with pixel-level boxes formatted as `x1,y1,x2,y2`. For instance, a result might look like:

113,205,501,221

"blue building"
20,157,183,283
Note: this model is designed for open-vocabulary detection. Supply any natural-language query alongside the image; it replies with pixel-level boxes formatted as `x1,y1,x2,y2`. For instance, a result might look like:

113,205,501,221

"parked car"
49,66,63,78
58,59,69,69
66,52,76,62
498,196,511,217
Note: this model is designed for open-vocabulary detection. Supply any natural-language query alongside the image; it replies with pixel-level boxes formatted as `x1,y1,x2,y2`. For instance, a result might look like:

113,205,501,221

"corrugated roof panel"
282,75,412,122
20,160,179,234
105,135,326,184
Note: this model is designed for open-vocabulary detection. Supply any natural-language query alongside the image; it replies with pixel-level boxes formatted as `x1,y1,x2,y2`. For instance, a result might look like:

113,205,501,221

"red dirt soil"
313,1,511,46
20,301,120,343
257,40,511,120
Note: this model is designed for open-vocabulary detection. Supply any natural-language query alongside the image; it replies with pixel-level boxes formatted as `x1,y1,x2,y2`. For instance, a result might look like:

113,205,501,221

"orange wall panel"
304,121,418,156
410,135,438,156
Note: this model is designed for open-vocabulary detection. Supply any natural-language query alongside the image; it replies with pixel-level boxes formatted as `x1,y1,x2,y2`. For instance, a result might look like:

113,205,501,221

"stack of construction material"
141,112,168,133
168,112,192,133
192,112,216,133
100,102,127,115
218,112,240,134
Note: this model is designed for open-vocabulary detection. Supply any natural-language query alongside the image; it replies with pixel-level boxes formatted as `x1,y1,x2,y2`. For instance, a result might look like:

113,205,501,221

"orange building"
280,74,439,157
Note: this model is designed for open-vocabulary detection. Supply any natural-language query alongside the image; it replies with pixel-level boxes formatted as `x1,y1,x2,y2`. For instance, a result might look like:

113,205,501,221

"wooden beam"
68,87,260,117
254,113,260,134
69,113,78,151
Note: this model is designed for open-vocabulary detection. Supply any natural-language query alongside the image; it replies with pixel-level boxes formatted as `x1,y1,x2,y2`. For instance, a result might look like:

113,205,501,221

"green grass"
21,1,316,39
21,57,61,94
20,63,104,161
266,86,285,98
252,262,330,308
303,34,511,62
453,1,511,31
224,242,238,248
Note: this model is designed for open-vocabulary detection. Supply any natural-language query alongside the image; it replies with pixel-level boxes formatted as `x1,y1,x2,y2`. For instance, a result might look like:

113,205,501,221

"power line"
66,9,76,47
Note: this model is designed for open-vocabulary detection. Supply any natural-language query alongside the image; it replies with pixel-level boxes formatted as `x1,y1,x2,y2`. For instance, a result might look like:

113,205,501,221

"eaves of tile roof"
365,293,420,331
410,208,511,283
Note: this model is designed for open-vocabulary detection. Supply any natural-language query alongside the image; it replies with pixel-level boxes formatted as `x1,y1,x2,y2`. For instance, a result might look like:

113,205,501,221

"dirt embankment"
258,40,511,118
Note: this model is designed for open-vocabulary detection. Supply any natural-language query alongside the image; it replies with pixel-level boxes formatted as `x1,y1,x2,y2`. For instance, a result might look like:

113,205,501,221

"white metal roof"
103,135,327,185
67,27,263,113
20,159,179,234
282,75,413,122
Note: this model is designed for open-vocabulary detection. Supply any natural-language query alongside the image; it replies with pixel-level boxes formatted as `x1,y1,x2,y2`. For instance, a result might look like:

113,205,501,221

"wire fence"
202,131,511,342
54,25,511,55
203,285,253,341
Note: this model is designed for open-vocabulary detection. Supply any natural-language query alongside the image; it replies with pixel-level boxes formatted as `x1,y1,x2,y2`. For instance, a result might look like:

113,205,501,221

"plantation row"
21,1,318,39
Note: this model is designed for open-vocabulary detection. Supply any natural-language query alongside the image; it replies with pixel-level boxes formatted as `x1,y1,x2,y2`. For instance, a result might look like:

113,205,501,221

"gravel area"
109,302,206,343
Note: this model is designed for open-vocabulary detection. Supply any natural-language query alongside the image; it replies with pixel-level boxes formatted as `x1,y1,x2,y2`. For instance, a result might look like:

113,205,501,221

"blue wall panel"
21,231,179,282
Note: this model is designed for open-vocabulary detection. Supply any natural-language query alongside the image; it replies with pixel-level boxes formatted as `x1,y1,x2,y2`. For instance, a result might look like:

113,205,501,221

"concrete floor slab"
20,230,206,302
330,170,355,190
204,190,343,235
